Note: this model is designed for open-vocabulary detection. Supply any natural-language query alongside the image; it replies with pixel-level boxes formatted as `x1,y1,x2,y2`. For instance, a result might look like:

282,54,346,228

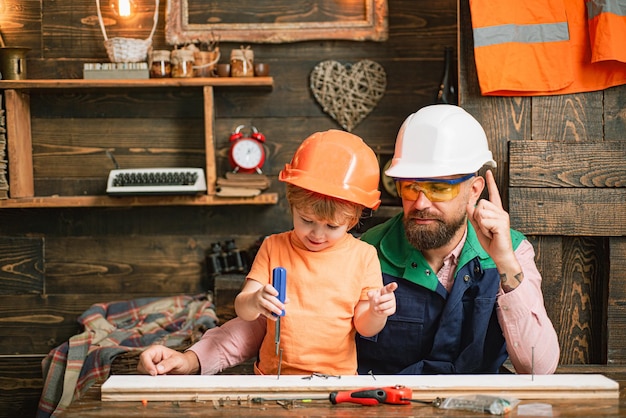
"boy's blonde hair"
286,184,363,230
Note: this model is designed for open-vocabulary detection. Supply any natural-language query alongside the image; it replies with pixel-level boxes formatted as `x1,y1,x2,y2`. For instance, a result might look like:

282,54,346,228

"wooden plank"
0,355,45,418
509,141,626,187
0,0,41,57
204,86,217,195
4,90,34,198
0,78,274,89
44,235,210,295
608,237,626,363
0,294,83,355
529,236,608,365
529,92,604,141
0,236,44,295
0,193,278,208
604,86,626,140
31,118,205,179
101,374,620,401
509,188,626,236
41,0,156,61
560,237,609,364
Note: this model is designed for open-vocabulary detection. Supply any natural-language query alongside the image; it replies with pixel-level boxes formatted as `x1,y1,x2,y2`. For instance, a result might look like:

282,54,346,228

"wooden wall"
1,0,624,416
0,0,457,416
459,0,626,367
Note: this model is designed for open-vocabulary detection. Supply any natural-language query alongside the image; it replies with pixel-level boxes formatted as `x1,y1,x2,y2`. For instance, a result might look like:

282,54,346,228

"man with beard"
138,104,559,377
355,104,559,375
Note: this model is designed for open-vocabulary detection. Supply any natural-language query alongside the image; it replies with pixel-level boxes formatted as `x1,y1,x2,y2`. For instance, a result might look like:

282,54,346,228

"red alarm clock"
228,125,266,174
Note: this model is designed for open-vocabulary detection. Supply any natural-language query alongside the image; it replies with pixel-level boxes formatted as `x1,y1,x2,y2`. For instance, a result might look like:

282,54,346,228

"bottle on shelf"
435,46,458,105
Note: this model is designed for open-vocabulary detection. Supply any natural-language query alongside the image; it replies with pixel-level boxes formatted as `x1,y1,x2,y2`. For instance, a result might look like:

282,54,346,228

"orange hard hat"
279,130,381,209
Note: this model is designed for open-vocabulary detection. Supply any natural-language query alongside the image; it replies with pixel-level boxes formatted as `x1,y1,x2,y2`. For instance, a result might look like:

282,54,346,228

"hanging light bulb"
110,0,136,18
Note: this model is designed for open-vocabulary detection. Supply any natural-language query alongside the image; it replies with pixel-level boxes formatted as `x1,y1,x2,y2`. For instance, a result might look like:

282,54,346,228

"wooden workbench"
57,366,626,417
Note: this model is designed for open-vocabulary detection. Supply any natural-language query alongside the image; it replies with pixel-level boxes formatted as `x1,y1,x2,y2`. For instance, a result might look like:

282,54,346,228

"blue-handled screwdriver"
272,267,287,378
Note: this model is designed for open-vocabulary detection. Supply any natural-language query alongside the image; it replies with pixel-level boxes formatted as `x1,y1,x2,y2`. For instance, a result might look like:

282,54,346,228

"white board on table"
101,374,619,402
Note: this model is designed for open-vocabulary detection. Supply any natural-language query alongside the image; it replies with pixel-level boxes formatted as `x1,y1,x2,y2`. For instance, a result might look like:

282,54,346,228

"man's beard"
403,209,466,251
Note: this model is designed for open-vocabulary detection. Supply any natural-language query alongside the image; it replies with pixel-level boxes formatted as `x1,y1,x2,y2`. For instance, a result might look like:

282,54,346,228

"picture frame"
165,0,388,44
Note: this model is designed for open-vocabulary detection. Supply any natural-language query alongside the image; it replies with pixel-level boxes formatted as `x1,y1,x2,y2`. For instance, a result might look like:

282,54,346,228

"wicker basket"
95,0,159,63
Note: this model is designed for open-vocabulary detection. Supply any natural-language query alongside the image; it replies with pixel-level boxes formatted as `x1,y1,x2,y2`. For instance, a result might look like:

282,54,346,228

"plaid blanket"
36,293,218,418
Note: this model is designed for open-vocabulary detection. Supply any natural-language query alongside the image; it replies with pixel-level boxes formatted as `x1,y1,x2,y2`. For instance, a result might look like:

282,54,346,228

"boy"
234,129,397,376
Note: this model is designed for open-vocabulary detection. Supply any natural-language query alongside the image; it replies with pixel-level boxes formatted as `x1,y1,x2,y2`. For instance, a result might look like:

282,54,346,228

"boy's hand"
235,280,287,321
257,283,286,320
367,282,398,317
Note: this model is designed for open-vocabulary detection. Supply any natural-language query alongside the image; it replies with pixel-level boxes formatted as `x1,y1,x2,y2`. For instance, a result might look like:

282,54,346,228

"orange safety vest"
470,0,626,96
587,0,626,63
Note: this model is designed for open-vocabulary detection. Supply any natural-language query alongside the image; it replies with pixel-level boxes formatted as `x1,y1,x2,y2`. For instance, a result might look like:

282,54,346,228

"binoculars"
207,239,247,276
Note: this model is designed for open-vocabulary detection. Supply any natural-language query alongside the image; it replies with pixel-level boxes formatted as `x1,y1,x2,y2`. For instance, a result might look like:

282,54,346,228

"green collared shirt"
361,213,524,291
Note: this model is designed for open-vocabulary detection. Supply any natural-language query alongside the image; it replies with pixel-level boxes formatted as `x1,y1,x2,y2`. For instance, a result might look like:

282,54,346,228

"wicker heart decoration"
310,60,387,132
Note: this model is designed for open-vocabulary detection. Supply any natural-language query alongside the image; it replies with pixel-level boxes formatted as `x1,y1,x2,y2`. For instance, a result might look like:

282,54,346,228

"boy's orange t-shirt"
247,230,383,376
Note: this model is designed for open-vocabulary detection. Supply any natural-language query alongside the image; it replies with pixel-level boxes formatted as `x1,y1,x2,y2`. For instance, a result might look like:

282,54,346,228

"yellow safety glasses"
395,174,475,202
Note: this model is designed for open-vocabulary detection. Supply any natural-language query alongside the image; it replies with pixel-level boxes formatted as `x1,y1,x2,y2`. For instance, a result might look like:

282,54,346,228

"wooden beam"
509,189,626,236
509,141,626,188
203,86,217,195
4,90,34,198
101,374,619,402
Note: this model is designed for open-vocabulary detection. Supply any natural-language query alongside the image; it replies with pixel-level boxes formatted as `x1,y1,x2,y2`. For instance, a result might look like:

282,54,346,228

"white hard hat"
385,104,497,179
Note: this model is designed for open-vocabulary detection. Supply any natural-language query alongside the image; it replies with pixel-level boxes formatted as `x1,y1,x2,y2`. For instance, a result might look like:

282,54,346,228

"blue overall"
357,213,525,375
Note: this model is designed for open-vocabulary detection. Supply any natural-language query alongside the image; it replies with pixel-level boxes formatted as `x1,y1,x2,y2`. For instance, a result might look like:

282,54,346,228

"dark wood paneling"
44,236,210,294
508,140,626,236
0,294,83,354
604,87,626,139
608,238,626,363
509,189,626,236
529,236,564,360
529,93,604,141
0,0,42,56
559,237,608,364
509,141,626,188
33,118,205,171
29,88,206,118
0,236,44,295
42,0,157,60
0,356,44,418
532,235,608,365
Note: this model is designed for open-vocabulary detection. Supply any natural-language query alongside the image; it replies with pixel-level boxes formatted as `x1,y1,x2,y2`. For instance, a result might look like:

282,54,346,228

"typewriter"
106,168,207,195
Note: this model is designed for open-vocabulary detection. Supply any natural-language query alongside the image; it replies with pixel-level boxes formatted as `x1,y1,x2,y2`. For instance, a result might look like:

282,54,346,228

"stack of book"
216,172,271,197
0,107,9,199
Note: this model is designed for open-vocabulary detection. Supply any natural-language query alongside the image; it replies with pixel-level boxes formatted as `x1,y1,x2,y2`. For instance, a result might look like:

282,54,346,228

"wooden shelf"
0,193,278,208
0,77,276,208
0,77,274,89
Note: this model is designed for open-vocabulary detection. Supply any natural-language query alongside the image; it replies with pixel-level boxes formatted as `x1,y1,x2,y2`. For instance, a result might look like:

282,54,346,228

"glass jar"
149,50,171,78
171,49,195,78
230,48,254,77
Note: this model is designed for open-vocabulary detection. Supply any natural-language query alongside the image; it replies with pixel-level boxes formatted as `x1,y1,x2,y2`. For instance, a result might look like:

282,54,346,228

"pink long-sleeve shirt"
189,238,559,375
